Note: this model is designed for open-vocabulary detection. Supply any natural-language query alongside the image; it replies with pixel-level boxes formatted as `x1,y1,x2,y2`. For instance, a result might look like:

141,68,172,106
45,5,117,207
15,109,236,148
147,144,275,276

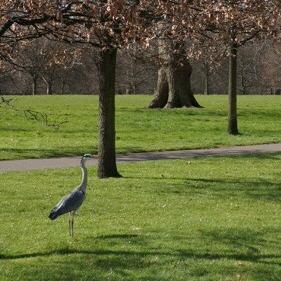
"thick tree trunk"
150,61,202,108
96,48,121,178
148,67,169,108
165,64,182,108
228,42,239,135
149,40,201,109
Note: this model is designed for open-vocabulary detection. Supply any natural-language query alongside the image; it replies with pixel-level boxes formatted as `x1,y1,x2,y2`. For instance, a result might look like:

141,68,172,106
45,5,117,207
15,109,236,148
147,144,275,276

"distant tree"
3,38,79,95
141,0,280,134
149,39,202,108
116,46,157,95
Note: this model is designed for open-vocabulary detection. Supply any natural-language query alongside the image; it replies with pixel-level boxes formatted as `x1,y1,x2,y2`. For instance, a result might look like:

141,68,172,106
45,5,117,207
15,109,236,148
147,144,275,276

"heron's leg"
69,212,72,236
71,211,75,237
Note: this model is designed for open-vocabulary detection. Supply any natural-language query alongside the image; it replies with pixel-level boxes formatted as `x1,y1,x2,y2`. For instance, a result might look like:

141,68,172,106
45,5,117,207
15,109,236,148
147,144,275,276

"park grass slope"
0,95,281,160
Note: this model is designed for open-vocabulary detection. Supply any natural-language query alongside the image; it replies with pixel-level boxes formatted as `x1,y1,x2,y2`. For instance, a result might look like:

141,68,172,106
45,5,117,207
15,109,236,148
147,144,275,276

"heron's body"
48,187,85,220
48,154,92,236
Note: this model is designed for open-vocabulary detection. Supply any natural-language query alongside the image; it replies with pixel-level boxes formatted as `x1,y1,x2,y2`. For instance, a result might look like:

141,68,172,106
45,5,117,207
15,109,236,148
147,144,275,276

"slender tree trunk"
46,81,52,95
60,79,66,94
204,71,210,95
32,75,38,95
96,48,121,178
228,42,239,135
240,72,247,95
42,76,53,95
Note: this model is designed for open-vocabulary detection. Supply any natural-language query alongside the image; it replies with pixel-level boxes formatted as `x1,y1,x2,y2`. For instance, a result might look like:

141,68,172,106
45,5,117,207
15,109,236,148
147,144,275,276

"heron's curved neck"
80,162,88,191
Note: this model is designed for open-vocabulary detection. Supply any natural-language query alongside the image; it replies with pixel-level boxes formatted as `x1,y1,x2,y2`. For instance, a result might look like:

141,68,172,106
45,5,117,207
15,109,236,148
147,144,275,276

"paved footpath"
1,143,281,173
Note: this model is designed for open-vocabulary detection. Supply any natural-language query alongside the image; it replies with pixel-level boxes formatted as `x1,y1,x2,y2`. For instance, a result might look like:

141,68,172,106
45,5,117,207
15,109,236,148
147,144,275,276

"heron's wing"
50,188,85,217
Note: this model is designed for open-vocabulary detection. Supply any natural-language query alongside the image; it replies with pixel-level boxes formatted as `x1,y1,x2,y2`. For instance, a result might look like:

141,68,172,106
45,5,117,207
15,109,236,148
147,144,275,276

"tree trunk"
42,76,53,95
60,79,66,94
204,70,210,95
228,42,239,135
148,67,169,108
46,81,52,95
96,48,121,178
165,64,182,108
150,61,202,108
149,40,201,109
32,75,38,95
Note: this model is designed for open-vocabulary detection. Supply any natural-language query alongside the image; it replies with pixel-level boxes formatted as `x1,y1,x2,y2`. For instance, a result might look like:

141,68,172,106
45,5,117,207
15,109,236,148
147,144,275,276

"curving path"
1,143,281,173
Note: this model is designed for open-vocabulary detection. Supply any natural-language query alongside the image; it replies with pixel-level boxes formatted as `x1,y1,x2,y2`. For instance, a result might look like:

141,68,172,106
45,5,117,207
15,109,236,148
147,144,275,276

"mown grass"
1,154,281,280
0,95,281,160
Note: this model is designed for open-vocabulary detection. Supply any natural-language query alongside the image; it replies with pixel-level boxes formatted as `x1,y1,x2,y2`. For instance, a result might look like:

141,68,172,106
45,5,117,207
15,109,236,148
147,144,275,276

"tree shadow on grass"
0,127,32,132
125,175,281,202
125,154,281,202
1,228,281,264
239,108,281,120
176,177,281,202
0,147,93,159
1,229,281,280
1,247,281,265
0,146,144,160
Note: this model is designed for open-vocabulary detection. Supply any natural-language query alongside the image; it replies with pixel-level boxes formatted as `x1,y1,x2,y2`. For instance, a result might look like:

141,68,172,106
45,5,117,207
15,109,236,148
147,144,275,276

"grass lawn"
1,154,281,280
0,95,280,160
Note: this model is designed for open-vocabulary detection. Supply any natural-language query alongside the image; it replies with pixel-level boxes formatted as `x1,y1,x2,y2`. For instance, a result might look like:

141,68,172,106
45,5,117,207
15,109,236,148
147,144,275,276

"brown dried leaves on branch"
133,1,281,68
1,1,281,62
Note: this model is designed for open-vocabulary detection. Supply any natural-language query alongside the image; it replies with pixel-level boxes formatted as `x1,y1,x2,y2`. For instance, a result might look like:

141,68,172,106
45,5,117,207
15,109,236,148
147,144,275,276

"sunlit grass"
0,95,281,160
1,154,281,280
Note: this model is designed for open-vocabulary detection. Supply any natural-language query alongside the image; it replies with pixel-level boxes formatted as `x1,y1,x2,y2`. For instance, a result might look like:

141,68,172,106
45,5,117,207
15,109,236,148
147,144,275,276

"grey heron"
48,154,92,236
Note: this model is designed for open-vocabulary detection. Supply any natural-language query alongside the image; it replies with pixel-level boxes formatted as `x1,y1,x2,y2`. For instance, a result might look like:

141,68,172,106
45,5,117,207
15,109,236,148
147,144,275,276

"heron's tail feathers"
48,210,59,220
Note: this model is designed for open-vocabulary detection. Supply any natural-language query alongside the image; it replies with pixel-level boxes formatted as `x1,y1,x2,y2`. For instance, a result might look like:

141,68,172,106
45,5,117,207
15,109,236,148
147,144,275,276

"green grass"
0,95,281,160
1,154,281,280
